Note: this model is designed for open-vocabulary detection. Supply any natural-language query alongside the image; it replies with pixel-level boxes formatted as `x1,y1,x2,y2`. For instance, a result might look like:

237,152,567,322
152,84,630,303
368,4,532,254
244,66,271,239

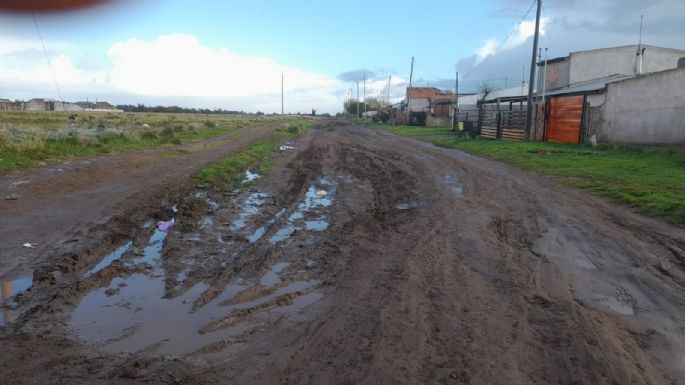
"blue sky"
0,0,683,113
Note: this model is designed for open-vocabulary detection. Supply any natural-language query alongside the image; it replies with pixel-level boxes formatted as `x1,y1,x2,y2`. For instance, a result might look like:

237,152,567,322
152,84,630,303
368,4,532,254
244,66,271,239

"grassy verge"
0,112,297,173
193,119,313,189
372,123,685,224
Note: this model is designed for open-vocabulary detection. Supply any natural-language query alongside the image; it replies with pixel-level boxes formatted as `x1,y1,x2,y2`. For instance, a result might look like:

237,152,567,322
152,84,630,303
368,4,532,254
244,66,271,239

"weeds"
0,112,291,173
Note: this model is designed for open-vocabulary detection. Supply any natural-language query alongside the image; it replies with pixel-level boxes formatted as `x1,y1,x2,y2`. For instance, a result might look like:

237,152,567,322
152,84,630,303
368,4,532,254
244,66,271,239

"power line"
32,13,66,112
461,0,537,80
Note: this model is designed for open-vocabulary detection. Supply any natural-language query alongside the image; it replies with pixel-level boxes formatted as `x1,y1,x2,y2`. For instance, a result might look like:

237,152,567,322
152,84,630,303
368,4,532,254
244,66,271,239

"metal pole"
281,73,284,115
525,0,542,140
386,75,392,106
363,72,366,115
407,56,414,123
356,80,360,119
542,47,548,101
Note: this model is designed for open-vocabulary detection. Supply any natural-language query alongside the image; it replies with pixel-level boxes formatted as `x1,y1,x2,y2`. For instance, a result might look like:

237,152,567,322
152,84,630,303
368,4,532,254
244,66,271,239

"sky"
0,0,683,113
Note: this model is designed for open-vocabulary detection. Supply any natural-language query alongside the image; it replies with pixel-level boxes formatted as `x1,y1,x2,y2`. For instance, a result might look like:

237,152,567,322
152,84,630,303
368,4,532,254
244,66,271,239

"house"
406,87,456,117
536,44,685,144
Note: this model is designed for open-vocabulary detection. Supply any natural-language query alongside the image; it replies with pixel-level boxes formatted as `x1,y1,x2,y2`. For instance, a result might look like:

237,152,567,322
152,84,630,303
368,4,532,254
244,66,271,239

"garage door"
546,95,583,144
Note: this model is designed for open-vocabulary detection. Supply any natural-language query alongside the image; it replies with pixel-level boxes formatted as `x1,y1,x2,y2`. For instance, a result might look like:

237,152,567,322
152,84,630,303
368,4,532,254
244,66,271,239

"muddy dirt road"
0,123,274,275
2,122,685,384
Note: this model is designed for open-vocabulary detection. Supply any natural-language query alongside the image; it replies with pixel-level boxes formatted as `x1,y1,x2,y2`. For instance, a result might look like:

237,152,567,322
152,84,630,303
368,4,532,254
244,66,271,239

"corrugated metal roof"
458,84,529,105
543,74,635,97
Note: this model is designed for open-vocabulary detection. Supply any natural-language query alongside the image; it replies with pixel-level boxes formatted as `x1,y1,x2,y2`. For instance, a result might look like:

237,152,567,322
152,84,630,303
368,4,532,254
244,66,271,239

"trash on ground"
22,243,37,248
157,218,175,232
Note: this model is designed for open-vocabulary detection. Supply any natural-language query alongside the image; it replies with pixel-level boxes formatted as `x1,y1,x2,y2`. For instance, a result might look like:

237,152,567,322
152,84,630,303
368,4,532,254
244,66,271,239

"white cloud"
476,17,549,60
0,33,351,113
477,39,499,59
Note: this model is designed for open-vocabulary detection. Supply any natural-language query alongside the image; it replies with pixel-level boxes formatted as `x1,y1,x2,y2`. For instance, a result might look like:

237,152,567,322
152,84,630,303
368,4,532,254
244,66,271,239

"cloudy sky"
0,0,683,113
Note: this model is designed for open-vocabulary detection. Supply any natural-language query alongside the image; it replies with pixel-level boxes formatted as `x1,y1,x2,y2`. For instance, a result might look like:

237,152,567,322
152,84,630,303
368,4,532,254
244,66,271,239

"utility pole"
356,80,360,119
386,75,392,106
281,73,284,115
407,56,414,123
542,47,548,101
452,71,459,130
525,0,542,140
363,72,366,115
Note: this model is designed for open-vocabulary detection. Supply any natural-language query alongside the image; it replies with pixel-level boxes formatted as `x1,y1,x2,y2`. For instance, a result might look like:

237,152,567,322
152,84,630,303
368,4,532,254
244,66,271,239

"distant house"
406,87,456,117
0,98,119,112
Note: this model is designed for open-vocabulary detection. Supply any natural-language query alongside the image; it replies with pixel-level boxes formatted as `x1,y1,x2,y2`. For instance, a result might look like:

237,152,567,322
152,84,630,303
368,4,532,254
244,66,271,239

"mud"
1,121,685,384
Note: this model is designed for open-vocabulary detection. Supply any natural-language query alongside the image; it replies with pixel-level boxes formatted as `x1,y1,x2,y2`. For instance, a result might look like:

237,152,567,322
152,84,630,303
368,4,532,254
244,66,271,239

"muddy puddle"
0,276,33,326
70,257,322,356
67,177,336,357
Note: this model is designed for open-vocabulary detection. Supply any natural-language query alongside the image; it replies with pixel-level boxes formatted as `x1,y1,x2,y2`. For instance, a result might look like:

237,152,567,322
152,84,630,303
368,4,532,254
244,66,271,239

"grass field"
0,111,305,173
374,124,685,224
193,120,312,189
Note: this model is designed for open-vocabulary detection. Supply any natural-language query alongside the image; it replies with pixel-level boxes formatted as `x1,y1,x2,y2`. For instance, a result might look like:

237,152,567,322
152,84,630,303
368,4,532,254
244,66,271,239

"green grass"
0,112,300,173
372,124,685,224
193,141,275,187
193,119,313,189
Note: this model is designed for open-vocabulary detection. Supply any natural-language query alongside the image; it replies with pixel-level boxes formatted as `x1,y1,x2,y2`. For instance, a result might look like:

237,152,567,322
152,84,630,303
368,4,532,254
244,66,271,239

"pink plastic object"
156,218,175,233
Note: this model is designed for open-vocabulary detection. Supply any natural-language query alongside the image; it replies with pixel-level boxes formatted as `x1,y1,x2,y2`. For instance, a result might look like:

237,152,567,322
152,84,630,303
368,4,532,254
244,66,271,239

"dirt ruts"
1,122,685,385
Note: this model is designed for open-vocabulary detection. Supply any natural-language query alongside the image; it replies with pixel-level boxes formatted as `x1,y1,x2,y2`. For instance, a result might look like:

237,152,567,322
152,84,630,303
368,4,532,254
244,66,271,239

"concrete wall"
600,67,685,144
537,59,570,93
570,45,685,85
409,98,429,112
426,114,450,128
586,93,606,107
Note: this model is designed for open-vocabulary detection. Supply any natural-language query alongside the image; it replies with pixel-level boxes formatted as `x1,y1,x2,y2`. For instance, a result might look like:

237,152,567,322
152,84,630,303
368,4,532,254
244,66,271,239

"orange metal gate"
545,95,584,144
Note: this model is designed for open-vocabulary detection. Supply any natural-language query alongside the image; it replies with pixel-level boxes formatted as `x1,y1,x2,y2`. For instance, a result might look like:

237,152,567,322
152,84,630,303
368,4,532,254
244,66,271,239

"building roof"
542,74,635,97
458,84,529,105
408,87,453,99
537,56,568,66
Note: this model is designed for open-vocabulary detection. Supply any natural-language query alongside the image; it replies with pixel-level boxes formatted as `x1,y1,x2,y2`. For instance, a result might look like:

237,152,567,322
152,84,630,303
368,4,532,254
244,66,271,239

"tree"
343,97,382,116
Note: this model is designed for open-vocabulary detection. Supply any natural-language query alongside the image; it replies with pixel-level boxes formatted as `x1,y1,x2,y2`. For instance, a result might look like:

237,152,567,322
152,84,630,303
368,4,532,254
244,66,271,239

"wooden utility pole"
524,0,542,140
407,56,414,123
281,73,284,115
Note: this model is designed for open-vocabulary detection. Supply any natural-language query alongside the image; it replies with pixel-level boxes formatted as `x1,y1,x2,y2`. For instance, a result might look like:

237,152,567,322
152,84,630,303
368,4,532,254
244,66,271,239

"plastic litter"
316,190,327,197
156,218,175,233
22,243,37,248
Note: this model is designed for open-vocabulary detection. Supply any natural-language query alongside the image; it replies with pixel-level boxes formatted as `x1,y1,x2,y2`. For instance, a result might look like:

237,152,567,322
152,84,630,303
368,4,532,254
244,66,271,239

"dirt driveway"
1,122,684,384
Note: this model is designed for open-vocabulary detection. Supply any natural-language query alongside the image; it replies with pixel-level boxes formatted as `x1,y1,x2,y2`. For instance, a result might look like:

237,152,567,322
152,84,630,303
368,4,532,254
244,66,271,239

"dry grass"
0,111,299,173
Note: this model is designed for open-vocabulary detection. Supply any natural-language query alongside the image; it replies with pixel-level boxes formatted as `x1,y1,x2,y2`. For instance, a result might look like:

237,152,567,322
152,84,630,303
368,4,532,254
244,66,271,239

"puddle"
441,173,463,196
1,276,33,326
269,224,298,244
200,216,214,229
248,226,267,243
394,201,422,210
195,192,220,211
132,229,167,267
231,192,268,231
84,241,133,277
594,295,635,315
0,276,32,299
247,208,286,244
242,170,260,184
267,178,336,245
260,262,290,286
70,276,322,356
305,220,329,231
